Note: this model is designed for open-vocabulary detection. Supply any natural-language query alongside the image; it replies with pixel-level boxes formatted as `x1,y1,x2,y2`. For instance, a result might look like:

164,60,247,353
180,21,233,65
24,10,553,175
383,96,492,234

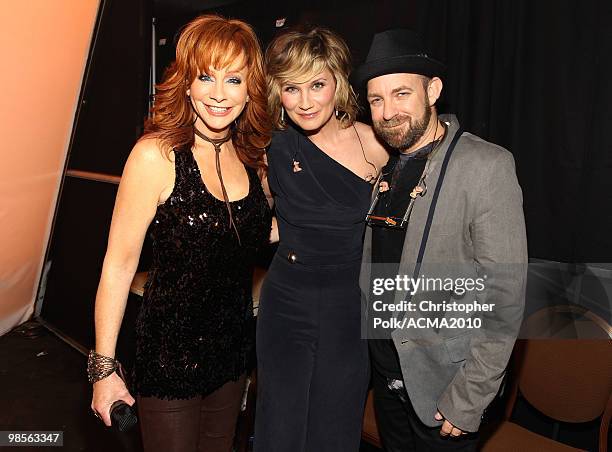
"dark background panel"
41,177,118,348
40,177,152,350
66,0,152,176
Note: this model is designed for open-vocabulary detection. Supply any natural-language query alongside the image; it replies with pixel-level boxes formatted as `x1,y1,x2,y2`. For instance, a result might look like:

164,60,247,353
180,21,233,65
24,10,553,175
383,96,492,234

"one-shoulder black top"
267,126,372,264
133,149,271,399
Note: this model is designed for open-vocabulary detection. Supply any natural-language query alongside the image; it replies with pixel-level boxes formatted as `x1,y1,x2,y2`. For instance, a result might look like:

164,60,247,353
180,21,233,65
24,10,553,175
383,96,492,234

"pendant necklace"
193,126,241,245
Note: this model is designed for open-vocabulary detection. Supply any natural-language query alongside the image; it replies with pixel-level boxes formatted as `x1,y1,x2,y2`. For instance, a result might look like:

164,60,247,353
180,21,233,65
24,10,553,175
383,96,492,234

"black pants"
372,370,479,452
136,374,245,452
255,254,369,452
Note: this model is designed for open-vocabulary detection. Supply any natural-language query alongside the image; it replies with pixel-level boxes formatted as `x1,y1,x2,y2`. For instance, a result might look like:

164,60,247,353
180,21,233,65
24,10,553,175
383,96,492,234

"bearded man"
354,29,528,451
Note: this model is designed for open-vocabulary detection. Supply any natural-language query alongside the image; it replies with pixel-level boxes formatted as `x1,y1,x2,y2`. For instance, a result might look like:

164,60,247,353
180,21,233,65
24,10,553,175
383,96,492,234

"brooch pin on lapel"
410,185,425,198
292,160,302,172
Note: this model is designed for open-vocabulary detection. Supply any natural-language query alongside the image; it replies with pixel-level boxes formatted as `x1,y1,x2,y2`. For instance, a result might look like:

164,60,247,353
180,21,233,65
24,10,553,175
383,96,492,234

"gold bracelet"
87,350,119,383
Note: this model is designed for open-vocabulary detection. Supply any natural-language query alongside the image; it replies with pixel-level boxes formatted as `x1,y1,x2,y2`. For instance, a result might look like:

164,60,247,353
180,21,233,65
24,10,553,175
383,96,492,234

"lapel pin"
410,185,425,199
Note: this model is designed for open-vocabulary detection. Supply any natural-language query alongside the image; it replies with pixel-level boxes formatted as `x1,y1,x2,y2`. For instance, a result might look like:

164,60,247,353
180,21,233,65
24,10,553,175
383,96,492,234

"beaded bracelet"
87,350,120,384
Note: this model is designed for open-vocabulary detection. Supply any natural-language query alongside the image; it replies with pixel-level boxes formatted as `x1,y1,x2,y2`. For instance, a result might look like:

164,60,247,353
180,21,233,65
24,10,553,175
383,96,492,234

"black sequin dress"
133,148,271,400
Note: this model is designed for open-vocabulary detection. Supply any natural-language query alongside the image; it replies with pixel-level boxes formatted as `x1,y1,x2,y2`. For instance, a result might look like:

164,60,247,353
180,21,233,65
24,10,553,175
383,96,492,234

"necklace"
193,126,241,244
193,126,232,151
352,124,378,183
291,124,378,183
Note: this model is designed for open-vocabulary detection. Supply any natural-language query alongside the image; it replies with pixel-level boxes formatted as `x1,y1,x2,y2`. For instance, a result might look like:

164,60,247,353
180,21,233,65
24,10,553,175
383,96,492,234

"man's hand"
435,411,465,437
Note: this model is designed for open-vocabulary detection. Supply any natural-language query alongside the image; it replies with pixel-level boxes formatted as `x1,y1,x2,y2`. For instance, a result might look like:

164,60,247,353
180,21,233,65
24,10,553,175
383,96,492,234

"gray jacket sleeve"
436,151,528,432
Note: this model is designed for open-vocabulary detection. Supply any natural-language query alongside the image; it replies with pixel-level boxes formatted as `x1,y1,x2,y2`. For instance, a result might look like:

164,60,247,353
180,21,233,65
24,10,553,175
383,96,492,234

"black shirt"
369,147,430,379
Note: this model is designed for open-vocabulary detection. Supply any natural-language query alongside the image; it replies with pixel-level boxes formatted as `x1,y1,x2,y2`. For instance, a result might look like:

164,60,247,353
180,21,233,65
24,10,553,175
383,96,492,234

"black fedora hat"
352,29,445,88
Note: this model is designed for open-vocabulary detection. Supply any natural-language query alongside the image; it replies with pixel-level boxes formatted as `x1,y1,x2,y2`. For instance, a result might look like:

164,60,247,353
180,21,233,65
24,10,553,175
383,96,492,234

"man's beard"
373,101,432,151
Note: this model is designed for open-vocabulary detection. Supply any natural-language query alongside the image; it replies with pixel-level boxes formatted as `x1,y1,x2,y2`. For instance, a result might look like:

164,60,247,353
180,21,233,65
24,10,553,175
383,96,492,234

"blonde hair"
266,27,359,129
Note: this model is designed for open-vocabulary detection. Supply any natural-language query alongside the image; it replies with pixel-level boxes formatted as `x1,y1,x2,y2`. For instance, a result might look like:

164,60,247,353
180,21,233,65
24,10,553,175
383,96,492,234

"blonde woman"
255,27,388,452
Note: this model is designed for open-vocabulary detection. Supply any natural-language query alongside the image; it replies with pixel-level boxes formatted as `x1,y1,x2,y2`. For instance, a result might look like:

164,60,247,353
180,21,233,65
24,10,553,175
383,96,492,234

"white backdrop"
0,0,100,336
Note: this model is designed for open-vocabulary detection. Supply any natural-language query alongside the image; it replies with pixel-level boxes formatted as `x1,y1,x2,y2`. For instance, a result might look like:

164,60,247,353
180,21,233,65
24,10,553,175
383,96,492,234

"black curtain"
415,0,612,263
152,0,612,263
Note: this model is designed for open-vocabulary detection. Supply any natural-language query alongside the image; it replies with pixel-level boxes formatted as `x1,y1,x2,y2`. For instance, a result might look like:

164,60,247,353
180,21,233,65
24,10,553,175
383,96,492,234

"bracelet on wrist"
87,350,120,384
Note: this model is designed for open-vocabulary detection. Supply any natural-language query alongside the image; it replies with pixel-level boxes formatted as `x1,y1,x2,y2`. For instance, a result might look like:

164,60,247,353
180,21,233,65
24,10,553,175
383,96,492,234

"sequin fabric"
133,149,271,399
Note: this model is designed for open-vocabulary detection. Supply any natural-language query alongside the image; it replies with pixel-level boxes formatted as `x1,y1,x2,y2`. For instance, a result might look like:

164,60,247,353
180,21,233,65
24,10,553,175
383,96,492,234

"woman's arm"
261,175,279,243
259,153,279,243
91,138,172,426
260,153,275,209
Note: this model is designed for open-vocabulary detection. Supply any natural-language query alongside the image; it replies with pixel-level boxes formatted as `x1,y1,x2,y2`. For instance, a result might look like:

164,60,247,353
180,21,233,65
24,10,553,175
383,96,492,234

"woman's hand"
269,216,279,244
91,373,135,427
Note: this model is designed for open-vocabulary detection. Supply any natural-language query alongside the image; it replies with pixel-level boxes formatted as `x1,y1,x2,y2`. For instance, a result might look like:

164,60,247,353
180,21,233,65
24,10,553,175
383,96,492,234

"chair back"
517,306,612,423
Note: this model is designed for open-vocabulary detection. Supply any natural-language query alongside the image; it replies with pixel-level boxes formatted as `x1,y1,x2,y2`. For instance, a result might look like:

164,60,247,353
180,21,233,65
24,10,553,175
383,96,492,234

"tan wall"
0,1,100,335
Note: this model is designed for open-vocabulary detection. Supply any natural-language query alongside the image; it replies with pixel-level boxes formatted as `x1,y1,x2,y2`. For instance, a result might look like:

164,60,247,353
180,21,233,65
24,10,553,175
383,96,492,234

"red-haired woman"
89,15,272,452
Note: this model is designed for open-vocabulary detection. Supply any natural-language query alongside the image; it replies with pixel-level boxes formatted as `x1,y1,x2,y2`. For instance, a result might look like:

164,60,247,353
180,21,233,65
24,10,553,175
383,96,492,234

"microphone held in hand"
110,400,137,432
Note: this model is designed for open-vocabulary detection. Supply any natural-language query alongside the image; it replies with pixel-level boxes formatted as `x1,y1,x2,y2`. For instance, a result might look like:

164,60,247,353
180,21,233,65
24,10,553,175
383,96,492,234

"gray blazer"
360,114,528,432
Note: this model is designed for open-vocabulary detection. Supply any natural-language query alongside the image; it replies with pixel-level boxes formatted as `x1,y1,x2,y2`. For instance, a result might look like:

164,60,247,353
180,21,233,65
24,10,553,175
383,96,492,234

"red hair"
144,14,270,172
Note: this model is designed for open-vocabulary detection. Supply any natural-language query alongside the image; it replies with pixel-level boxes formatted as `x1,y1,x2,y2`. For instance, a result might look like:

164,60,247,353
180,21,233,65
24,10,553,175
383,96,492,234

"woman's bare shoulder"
353,121,380,145
130,136,172,163
353,121,389,162
121,137,175,189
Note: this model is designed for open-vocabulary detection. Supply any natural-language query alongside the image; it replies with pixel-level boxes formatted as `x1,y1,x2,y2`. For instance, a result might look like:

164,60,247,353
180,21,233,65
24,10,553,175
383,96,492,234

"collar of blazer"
419,113,459,184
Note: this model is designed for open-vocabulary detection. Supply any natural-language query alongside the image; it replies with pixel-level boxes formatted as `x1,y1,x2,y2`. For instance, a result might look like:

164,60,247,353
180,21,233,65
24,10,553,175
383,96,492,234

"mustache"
376,115,410,129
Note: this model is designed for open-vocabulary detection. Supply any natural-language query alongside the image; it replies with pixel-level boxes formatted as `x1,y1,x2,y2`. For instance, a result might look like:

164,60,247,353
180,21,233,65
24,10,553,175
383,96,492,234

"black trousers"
255,254,369,452
372,369,479,452
136,374,245,452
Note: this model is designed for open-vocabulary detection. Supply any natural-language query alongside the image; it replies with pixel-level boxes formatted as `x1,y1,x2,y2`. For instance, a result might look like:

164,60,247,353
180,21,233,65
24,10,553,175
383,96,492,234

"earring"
335,108,339,118
280,106,285,124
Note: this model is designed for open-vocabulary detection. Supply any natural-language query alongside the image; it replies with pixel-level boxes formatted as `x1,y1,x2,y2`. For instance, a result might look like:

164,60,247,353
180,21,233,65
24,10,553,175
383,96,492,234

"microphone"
110,400,137,432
